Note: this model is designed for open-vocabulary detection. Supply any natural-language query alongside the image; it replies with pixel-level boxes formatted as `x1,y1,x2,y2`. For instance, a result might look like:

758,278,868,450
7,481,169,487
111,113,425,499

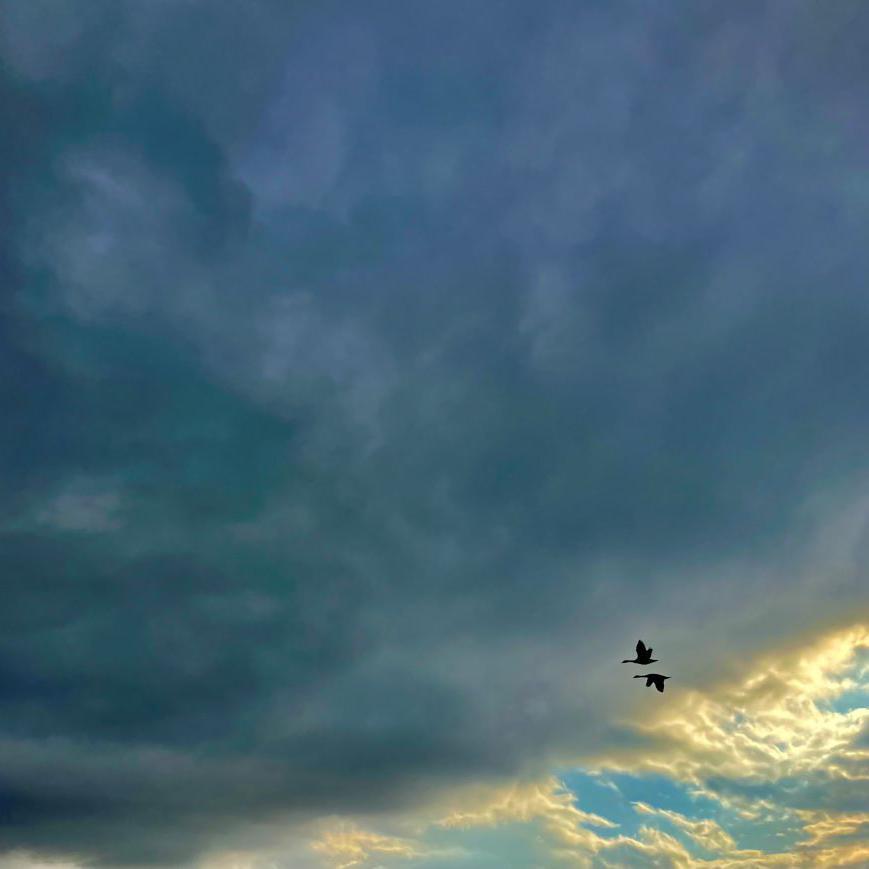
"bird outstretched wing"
645,675,667,692
636,640,647,656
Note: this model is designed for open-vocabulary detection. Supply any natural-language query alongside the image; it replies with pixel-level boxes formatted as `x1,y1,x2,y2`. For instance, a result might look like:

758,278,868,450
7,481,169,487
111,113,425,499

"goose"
622,640,657,665
634,674,670,693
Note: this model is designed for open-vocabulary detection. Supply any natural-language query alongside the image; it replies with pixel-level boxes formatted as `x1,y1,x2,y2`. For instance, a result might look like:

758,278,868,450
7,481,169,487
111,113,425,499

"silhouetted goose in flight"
634,674,670,693
622,640,657,665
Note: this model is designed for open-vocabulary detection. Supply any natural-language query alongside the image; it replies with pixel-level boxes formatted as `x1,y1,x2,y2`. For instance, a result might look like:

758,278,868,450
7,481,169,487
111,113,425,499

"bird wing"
636,640,647,656
653,676,665,693
645,676,654,687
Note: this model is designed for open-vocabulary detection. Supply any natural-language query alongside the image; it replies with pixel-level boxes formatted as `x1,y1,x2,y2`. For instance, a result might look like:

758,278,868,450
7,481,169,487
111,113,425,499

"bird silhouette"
622,640,657,665
634,674,670,692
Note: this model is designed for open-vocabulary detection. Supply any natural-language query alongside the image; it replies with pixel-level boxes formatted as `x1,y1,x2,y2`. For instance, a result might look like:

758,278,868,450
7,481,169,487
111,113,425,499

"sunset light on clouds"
305,623,869,868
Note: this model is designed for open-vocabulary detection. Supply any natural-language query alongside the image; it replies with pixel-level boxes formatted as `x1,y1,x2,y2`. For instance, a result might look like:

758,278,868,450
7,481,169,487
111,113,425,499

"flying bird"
634,674,670,693
622,640,657,665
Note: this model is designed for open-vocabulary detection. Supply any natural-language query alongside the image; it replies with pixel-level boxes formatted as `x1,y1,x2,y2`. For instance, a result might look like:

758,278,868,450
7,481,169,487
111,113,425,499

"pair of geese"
622,640,670,692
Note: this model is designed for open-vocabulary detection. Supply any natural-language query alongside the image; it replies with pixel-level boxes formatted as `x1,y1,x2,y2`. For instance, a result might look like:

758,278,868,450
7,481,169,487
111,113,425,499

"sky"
1,1,868,866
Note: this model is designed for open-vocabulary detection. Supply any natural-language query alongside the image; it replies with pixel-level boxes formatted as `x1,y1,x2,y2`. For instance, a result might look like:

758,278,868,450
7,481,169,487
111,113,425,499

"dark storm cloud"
2,1,869,864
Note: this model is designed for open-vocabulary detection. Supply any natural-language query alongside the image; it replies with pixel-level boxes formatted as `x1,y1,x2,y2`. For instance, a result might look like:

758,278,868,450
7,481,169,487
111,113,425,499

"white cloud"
34,477,123,533
0,853,82,869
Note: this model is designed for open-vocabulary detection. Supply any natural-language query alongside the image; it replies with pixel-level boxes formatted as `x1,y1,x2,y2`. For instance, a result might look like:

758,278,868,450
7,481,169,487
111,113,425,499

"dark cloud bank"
2,1,869,864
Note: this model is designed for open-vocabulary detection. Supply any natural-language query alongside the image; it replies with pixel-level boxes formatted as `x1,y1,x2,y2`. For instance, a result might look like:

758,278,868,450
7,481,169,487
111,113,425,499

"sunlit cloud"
795,809,869,847
309,825,430,869
591,623,869,786
303,622,869,868
633,803,735,853
439,777,616,835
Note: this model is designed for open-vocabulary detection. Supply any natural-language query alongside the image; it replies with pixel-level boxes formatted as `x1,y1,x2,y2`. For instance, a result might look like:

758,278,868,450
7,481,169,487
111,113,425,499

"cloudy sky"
1,1,868,866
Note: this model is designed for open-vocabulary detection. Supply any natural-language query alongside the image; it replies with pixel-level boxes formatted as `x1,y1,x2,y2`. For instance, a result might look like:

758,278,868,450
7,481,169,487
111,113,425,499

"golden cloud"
633,802,736,853
310,825,428,869
590,623,869,786
795,809,869,847
307,621,869,868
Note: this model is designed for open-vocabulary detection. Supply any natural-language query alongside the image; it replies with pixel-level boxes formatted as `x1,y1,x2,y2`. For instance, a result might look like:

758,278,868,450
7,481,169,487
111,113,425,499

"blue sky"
0,1,868,866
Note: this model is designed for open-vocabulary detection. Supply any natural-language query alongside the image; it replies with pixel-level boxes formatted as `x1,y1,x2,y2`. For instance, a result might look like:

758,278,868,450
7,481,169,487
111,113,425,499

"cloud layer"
1,1,869,865
306,622,869,868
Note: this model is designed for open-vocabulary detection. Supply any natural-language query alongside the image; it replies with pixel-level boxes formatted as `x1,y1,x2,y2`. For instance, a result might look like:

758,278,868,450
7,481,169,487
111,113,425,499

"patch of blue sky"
818,647,868,714
558,770,718,839
559,768,806,856
698,780,805,853
825,686,869,714
720,809,804,855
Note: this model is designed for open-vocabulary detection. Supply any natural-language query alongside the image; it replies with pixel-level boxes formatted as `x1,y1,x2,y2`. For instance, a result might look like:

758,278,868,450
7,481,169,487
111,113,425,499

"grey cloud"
2,0,869,864
33,478,123,533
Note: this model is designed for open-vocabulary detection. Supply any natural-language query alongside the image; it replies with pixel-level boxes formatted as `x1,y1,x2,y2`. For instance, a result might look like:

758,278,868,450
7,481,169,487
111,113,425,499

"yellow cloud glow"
633,802,736,853
592,623,869,787
795,809,869,847
307,621,869,868
178,622,869,868
310,824,427,869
